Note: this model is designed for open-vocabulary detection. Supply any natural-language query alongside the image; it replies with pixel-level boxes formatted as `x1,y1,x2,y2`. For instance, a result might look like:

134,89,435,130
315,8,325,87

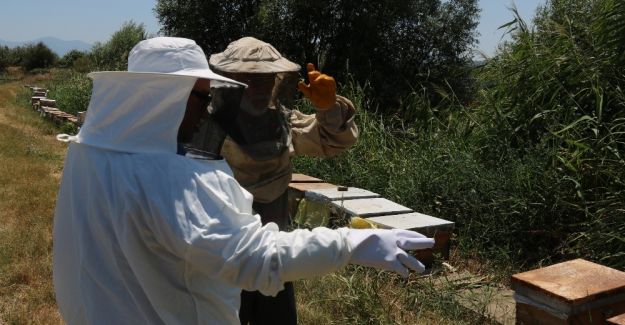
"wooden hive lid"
291,173,322,183
289,182,337,192
512,259,625,307
366,212,455,233
333,197,413,217
305,187,380,201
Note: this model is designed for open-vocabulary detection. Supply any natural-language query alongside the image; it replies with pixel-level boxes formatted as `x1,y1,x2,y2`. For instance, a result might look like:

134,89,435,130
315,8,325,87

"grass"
0,76,65,324
43,70,92,116
0,75,495,324
295,258,502,325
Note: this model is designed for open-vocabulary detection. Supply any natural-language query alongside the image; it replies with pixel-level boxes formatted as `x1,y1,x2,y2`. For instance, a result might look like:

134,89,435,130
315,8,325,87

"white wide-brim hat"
209,37,300,74
88,37,246,87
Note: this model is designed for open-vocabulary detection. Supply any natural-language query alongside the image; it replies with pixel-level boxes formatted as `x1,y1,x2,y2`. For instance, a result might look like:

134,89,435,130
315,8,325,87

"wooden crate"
512,259,625,324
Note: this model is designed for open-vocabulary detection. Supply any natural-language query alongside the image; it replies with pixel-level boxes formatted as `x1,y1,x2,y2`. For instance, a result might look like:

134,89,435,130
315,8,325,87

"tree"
154,0,479,108
258,0,479,106
0,46,11,72
59,50,87,69
154,0,263,55
20,42,58,71
90,21,147,71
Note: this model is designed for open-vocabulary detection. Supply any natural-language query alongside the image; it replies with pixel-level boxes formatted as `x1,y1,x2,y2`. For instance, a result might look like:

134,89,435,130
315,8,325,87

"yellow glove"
349,216,378,229
298,63,337,110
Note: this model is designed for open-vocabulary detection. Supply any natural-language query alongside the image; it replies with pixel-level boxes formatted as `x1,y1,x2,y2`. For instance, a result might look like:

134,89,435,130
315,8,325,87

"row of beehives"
287,173,625,325
287,173,455,267
26,85,85,126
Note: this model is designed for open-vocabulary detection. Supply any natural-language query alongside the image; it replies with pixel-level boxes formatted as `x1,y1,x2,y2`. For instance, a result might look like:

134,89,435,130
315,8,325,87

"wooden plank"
305,187,380,201
289,182,337,192
291,173,323,183
333,198,413,217
366,212,454,233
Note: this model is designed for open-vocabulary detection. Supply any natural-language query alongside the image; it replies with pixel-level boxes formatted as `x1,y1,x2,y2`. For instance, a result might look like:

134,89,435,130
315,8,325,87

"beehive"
512,259,625,324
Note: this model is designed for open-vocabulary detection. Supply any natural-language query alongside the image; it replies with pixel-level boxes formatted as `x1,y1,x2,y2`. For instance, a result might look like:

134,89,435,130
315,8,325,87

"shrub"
20,42,58,71
58,50,87,69
89,21,146,71
476,0,625,268
45,70,92,116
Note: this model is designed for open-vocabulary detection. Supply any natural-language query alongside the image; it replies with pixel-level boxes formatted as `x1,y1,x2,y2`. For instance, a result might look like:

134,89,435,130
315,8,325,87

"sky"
0,0,546,57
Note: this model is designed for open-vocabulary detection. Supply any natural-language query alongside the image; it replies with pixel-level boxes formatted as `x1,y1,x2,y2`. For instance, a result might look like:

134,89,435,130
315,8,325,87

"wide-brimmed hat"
209,37,300,74
88,37,246,86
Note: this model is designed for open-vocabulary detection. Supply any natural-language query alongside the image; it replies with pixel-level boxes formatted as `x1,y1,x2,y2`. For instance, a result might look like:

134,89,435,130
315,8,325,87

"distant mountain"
0,36,92,56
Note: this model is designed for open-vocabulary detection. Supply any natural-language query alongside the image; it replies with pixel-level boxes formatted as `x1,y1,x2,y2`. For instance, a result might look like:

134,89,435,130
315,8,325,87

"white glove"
344,228,435,277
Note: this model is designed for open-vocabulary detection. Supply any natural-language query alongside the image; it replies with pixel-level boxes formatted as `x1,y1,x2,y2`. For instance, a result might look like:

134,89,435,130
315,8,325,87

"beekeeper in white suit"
52,37,434,325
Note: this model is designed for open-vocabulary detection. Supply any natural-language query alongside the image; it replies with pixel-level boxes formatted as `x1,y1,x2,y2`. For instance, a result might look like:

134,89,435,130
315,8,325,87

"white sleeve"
140,161,352,296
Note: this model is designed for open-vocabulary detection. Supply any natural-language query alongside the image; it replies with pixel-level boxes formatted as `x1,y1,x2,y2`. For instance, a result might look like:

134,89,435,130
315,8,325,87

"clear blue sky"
0,0,545,56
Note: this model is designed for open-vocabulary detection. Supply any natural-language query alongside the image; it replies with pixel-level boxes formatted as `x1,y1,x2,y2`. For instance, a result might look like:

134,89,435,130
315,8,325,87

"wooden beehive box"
39,98,56,108
77,111,87,125
512,259,625,324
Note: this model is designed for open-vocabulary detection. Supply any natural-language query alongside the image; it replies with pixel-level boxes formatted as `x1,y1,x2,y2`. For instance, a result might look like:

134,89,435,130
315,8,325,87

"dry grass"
295,249,494,325
0,77,65,324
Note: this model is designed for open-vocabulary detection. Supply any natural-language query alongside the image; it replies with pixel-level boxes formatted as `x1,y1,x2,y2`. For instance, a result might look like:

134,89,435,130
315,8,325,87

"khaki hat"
209,37,300,73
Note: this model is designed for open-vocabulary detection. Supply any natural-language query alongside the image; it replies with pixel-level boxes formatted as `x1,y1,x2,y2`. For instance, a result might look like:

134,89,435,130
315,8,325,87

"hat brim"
88,69,248,87
209,53,301,74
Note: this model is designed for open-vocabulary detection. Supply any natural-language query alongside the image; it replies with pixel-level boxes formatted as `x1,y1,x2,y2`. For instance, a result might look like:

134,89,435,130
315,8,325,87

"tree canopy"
154,0,479,107
90,21,147,71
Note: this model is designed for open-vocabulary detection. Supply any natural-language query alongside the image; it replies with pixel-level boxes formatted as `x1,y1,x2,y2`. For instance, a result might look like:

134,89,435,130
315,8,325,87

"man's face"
178,79,211,143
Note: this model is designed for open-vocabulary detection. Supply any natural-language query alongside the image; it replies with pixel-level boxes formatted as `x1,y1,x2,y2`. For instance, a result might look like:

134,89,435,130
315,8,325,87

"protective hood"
75,37,246,155
75,73,197,154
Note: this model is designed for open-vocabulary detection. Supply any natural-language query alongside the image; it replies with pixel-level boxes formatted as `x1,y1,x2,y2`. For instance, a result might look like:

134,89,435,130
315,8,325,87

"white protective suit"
52,72,353,325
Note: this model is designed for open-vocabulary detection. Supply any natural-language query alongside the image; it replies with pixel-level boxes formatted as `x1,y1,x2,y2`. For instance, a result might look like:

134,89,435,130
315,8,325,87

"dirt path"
0,79,65,324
